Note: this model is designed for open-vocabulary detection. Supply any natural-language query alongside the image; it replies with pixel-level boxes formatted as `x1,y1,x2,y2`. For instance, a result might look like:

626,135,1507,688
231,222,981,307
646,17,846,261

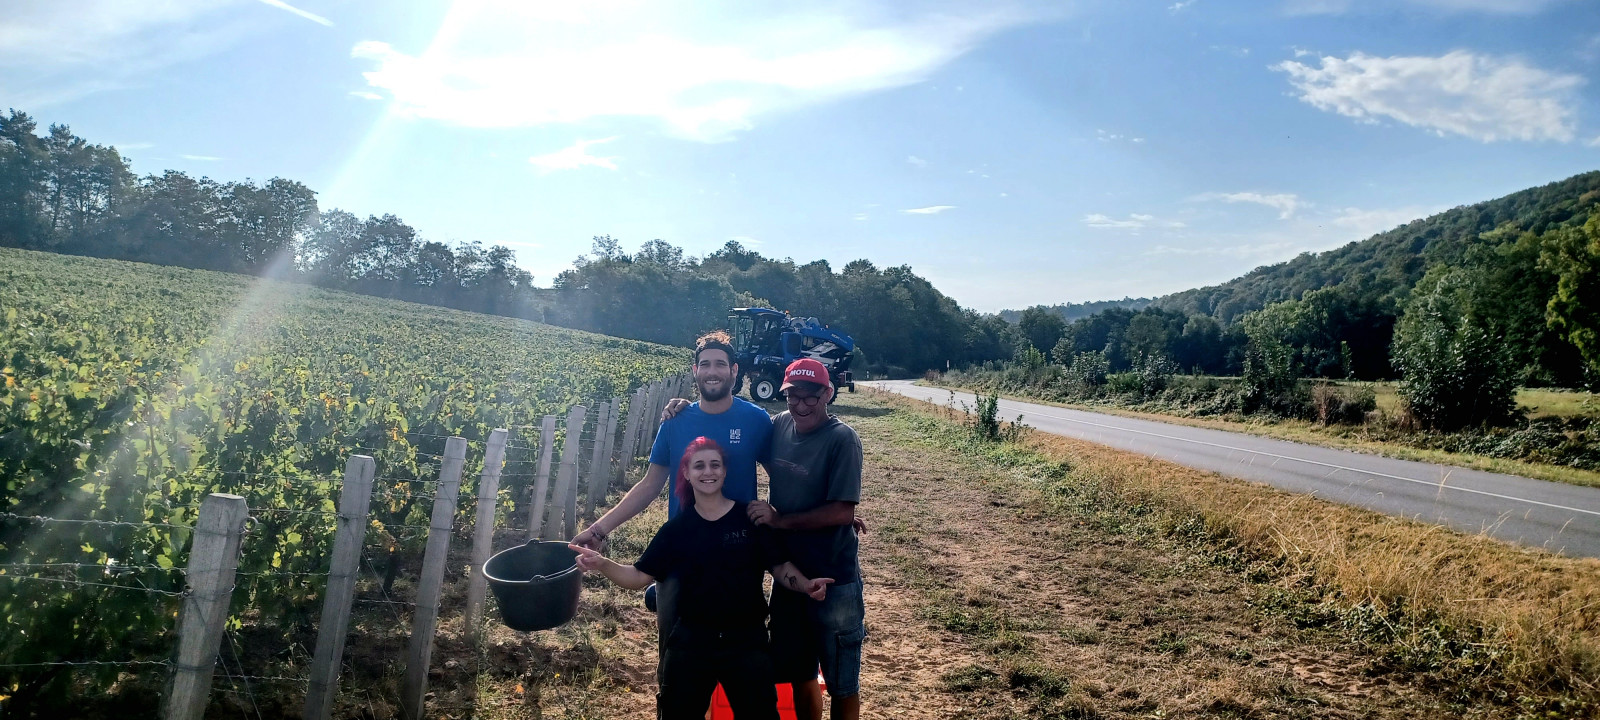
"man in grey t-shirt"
748,358,864,720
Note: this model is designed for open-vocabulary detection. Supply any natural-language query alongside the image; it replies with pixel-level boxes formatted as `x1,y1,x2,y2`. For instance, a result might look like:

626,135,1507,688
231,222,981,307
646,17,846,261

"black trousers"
658,624,779,720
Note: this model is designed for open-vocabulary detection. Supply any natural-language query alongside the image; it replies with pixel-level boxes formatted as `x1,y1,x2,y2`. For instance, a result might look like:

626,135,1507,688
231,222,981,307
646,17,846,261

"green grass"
1335,379,1600,421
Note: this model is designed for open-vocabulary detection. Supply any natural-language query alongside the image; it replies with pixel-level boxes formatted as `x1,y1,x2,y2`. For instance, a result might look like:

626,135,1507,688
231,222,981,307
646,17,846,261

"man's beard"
699,378,731,401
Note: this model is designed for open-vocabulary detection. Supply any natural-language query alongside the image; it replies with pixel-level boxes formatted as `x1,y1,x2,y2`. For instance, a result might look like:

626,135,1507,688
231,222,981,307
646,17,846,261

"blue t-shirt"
649,398,774,518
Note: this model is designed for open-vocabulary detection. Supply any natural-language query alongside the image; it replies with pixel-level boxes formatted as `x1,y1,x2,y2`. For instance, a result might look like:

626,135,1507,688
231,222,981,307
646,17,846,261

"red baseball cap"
781,358,831,390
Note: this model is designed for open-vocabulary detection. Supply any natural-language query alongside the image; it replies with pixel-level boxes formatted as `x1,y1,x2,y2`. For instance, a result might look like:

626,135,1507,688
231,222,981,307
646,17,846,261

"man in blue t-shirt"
572,331,773,545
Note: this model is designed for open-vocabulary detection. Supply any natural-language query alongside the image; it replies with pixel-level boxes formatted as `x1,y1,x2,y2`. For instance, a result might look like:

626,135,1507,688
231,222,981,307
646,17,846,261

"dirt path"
845,400,1453,719
476,396,1466,719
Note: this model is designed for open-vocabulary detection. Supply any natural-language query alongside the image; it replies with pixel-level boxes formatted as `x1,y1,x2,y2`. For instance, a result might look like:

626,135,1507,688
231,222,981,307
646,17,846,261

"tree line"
0,109,1011,375
8,106,1600,421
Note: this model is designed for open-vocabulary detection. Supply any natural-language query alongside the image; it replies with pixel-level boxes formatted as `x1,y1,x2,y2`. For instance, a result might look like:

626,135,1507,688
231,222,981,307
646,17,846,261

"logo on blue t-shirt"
730,428,742,443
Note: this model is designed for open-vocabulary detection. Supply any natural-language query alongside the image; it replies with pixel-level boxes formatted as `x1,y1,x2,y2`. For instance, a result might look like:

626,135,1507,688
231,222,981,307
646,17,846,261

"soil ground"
415,392,1505,720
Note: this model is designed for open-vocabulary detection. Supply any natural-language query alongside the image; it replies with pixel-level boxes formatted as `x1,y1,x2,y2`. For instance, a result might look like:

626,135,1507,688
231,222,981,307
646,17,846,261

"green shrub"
1106,372,1143,395
1310,383,1377,425
1066,350,1109,388
1392,267,1518,430
1133,353,1179,397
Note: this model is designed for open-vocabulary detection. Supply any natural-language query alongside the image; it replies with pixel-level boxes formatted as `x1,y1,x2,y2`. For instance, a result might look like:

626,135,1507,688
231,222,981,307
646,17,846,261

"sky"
3,0,1598,312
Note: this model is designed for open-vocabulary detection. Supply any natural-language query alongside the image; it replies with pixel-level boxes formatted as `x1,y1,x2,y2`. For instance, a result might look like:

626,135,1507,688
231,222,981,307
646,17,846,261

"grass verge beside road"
868,387,1600,718
924,379,1600,490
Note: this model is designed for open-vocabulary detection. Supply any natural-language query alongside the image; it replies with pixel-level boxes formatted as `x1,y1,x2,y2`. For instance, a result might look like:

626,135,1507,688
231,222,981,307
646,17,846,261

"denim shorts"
769,579,865,698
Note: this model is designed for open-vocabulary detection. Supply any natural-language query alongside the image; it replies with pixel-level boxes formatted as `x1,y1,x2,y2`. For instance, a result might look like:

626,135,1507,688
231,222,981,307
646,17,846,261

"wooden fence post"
164,493,248,720
303,455,376,720
600,397,621,492
466,429,508,647
583,400,612,518
645,382,665,449
401,436,468,720
544,405,586,541
632,384,654,460
527,414,557,542
616,391,638,485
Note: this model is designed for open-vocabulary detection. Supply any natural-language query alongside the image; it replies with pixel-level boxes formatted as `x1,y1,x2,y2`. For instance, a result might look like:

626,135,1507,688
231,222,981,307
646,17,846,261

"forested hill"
1152,170,1600,323
998,297,1152,324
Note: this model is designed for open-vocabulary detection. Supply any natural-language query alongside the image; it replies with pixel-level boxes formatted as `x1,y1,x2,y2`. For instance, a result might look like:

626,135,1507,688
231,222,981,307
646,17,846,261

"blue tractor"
727,308,857,403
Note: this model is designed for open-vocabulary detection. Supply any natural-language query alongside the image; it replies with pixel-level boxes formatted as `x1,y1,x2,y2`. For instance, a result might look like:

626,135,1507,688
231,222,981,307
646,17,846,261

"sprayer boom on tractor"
727,308,857,403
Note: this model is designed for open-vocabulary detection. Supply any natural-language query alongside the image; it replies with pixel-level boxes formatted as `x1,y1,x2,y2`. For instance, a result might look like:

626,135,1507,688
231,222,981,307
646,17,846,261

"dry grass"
871,387,1600,715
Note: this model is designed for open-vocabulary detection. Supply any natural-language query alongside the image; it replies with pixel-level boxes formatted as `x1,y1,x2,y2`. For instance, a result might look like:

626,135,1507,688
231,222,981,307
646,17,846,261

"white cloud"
907,155,928,167
729,235,763,247
1084,213,1185,229
528,137,620,173
852,212,870,221
351,1,1038,142
181,154,223,161
1275,51,1583,142
1587,135,1600,148
1169,0,1198,10
254,0,331,26
0,1,257,107
1196,191,1302,219
903,205,956,214
112,142,154,151
349,90,383,100
0,0,343,107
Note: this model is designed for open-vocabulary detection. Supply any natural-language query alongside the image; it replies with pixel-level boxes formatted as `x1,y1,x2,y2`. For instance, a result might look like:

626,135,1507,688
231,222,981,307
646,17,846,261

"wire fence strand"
0,512,190,531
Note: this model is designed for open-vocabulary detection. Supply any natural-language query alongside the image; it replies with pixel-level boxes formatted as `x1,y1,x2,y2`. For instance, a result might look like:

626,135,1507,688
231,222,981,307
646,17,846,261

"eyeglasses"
787,394,824,406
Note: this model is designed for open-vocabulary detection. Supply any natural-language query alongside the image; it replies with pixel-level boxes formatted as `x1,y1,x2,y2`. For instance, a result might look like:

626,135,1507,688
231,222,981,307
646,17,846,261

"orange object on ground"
708,677,822,720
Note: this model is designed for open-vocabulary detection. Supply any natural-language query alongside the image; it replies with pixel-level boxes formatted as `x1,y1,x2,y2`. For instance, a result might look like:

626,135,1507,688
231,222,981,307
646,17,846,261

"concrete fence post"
164,493,248,720
466,429,507,647
302,455,376,720
401,436,467,720
527,414,557,542
583,400,613,519
545,405,586,540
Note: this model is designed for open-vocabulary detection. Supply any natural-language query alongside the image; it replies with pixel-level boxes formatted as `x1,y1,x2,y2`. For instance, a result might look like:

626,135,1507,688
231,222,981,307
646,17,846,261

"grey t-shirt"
768,412,863,584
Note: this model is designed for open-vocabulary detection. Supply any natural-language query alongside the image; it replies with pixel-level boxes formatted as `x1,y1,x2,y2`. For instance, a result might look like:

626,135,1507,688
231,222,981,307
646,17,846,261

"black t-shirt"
633,501,787,631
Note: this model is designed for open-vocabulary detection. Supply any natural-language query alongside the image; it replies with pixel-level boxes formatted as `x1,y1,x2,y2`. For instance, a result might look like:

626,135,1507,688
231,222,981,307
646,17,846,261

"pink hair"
675,436,726,508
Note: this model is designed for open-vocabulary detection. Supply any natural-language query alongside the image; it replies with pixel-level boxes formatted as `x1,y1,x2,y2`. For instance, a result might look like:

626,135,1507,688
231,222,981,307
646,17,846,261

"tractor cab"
727,308,856,402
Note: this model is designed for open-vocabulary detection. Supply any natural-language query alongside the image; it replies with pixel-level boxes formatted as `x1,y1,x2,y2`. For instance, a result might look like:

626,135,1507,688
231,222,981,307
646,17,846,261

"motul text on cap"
781,358,831,389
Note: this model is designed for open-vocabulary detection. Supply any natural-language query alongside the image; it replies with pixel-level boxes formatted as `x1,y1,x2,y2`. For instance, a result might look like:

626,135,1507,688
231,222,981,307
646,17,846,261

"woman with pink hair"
571,437,832,719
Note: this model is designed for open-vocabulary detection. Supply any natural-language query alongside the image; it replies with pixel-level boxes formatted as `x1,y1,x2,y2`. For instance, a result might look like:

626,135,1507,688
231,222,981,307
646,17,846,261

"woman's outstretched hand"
804,577,835,602
568,543,608,573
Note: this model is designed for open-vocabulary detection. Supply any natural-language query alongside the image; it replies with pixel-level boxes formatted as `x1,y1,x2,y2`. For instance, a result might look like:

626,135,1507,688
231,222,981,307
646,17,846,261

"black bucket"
483,541,582,632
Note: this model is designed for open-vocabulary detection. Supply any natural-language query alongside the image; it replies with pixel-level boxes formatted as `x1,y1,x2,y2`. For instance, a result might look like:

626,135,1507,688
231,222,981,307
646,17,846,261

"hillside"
998,297,1152,324
1152,170,1600,322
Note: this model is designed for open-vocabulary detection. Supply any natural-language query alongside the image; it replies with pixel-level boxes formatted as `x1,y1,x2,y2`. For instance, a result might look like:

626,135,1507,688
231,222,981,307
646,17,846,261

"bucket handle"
498,541,578,583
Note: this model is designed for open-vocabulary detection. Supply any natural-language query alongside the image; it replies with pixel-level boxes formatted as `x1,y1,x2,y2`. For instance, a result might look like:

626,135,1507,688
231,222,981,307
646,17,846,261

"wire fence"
0,372,691,719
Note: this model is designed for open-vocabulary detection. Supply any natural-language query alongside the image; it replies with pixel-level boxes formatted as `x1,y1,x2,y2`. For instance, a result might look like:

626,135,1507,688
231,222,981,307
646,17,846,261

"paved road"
863,380,1600,559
